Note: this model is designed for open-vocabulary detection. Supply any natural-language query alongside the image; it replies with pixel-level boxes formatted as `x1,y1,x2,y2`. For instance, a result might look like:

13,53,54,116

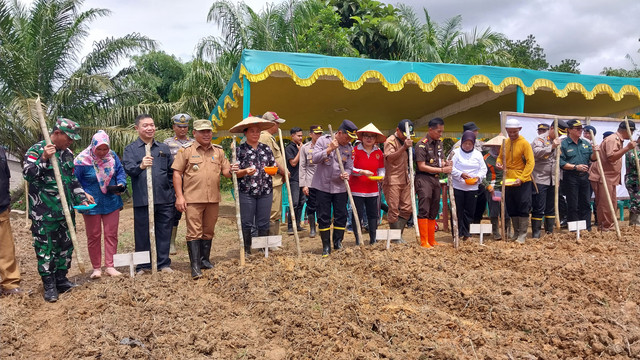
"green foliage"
549,59,581,74
502,34,549,70
130,51,187,102
601,52,640,78
0,0,158,159
297,6,357,56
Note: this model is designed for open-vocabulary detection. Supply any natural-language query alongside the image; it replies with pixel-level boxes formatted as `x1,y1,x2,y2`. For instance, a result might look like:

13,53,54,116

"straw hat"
484,133,506,146
229,116,274,133
357,123,387,143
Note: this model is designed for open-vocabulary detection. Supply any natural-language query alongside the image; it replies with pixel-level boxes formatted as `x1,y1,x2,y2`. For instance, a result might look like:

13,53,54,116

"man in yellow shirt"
496,118,535,244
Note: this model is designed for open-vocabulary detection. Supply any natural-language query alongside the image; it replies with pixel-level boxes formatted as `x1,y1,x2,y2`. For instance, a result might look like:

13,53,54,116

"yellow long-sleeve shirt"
496,135,535,182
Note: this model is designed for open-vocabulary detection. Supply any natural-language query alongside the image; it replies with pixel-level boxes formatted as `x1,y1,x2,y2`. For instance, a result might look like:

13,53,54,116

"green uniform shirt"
23,140,86,222
559,137,592,169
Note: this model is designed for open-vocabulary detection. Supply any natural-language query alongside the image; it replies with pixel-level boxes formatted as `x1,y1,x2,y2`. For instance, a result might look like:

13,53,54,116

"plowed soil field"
2,199,640,359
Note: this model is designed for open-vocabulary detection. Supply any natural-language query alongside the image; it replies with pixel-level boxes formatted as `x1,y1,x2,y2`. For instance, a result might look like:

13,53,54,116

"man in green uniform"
23,118,93,302
625,138,640,225
163,113,194,254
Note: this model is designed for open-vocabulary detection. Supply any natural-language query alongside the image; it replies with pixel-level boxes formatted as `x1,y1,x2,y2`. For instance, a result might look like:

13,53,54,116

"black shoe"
309,217,317,238
544,217,555,234
187,240,203,280
42,275,58,303
333,229,344,250
200,239,214,269
320,230,331,257
368,217,378,245
287,224,294,235
55,270,77,293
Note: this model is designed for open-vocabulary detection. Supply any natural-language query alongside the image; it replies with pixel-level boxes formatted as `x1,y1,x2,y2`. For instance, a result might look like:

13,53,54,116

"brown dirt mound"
2,203,640,359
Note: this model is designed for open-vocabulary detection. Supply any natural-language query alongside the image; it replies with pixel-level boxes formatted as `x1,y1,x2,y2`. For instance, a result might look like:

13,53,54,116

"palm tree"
0,0,164,157
381,5,510,66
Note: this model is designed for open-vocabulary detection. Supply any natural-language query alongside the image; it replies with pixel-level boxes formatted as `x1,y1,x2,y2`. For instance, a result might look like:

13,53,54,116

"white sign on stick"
113,251,151,278
568,220,587,240
376,229,402,250
470,223,492,245
251,235,282,258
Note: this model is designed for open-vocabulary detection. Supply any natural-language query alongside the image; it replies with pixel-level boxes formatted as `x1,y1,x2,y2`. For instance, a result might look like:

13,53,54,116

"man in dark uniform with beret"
311,119,357,257
415,117,451,248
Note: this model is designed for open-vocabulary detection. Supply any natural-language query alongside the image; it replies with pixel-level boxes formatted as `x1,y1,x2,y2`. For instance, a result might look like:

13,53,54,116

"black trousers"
454,189,477,237
306,188,317,220
563,172,592,230
352,196,379,244
316,190,348,231
287,181,306,226
473,184,487,223
505,181,532,217
134,203,174,271
531,183,555,220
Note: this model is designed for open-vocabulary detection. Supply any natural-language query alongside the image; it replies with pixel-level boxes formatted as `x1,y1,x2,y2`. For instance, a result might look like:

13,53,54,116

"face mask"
489,147,499,157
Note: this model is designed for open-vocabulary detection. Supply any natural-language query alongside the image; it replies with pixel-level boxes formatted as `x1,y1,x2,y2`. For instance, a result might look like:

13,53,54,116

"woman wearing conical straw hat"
349,123,386,246
229,116,282,255
481,133,509,240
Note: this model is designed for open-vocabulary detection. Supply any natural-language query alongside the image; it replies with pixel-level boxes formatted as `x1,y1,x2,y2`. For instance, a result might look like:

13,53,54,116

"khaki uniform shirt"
531,132,557,186
299,141,317,188
383,134,409,186
172,142,230,203
589,132,624,185
259,131,283,186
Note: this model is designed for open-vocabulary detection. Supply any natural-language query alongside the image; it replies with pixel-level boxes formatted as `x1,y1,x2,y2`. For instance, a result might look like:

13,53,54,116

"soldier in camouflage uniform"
625,141,640,225
23,118,92,302
163,113,193,254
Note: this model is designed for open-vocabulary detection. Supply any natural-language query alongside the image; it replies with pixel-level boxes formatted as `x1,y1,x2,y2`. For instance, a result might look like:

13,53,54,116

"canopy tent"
210,49,640,139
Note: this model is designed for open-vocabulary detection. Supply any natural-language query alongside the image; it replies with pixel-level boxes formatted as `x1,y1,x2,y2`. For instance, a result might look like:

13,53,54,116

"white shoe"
160,267,174,273
268,246,281,251
135,269,147,276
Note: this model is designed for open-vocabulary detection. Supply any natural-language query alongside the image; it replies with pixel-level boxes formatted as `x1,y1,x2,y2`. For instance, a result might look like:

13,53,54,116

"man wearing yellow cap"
172,119,231,279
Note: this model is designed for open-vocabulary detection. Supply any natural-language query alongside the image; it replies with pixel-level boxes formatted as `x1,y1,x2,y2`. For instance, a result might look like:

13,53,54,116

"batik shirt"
236,142,276,196
23,140,86,222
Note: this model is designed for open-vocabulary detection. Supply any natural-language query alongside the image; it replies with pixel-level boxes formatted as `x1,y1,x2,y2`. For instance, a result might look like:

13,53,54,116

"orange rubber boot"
427,219,440,246
418,219,431,248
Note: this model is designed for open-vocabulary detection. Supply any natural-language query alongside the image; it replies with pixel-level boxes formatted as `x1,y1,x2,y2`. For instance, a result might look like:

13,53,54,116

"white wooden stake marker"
568,220,587,240
376,229,402,250
113,251,151,278
251,235,282,258
470,223,492,245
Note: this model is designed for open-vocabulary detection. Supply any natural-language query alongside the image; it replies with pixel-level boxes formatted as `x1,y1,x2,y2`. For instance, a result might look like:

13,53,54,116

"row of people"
4,112,638,300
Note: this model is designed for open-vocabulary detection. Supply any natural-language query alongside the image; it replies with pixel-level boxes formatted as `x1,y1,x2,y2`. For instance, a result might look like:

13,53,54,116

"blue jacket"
75,151,127,215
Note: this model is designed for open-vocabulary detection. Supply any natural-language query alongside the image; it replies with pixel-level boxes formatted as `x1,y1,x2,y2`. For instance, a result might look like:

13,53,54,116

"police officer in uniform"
537,123,550,136
312,120,357,257
530,120,566,237
164,113,194,254
299,125,323,237
415,117,451,248
172,119,231,279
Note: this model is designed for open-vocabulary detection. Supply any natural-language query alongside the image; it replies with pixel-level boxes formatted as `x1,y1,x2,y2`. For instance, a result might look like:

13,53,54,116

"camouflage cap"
172,113,191,127
55,117,81,140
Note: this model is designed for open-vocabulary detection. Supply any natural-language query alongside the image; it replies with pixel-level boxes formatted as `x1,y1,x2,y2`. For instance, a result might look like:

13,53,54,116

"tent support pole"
243,77,251,118
516,86,525,113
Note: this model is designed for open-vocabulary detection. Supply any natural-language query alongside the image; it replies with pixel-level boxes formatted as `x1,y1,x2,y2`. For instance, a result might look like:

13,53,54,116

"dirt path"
2,200,640,358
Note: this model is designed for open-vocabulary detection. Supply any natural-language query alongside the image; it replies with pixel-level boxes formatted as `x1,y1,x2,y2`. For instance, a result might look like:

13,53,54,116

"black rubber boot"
200,239,214,269
544,217,555,234
510,217,519,241
391,217,408,244
531,219,542,239
55,270,77,293
287,221,294,235
42,275,58,303
320,230,331,257
242,228,252,255
368,217,378,245
490,217,502,240
309,217,317,238
333,229,344,250
186,240,202,280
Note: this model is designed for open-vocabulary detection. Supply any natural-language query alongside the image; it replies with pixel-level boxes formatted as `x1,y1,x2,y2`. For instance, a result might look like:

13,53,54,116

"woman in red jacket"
349,123,386,245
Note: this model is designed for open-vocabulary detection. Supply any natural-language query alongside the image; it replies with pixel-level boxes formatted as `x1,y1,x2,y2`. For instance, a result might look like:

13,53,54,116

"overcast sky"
25,0,640,75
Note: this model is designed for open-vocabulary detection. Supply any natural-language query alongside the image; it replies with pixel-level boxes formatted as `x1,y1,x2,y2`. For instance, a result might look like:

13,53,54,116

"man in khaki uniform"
172,119,231,279
382,119,414,242
260,111,287,236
